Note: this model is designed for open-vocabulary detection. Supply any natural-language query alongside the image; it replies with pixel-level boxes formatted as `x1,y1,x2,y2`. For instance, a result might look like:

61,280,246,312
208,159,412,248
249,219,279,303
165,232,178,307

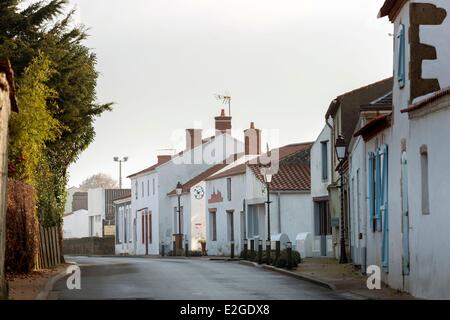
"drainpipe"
326,114,335,184
277,192,281,234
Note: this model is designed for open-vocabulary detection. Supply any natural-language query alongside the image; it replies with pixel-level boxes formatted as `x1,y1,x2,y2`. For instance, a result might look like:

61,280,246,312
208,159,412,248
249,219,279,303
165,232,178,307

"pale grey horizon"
66,0,393,189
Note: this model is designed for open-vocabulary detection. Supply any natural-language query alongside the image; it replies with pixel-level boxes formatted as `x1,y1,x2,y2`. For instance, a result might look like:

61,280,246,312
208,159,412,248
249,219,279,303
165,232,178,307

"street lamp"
175,182,183,254
334,135,348,264
263,169,273,243
113,156,128,189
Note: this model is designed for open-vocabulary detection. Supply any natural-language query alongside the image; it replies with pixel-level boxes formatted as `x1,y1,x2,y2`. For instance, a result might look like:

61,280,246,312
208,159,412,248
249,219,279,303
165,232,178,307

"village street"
51,257,347,300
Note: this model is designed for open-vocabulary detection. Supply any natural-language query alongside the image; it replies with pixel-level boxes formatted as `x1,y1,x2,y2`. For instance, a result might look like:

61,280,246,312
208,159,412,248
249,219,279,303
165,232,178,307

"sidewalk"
293,258,413,300
6,264,69,300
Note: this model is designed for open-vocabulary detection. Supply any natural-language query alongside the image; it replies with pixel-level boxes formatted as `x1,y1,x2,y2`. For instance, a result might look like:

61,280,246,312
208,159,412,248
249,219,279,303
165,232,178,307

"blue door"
401,151,410,275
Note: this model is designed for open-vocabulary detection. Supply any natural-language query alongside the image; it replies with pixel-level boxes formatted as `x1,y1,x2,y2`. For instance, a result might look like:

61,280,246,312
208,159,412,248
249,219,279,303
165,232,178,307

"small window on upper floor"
321,141,328,181
420,145,430,215
397,23,406,89
135,181,138,199
227,177,232,201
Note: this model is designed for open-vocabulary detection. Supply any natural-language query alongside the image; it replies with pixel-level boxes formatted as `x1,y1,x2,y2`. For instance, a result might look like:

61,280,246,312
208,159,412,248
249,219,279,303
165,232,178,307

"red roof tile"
378,0,407,21
167,153,244,196
353,112,392,142
249,164,311,191
206,142,313,181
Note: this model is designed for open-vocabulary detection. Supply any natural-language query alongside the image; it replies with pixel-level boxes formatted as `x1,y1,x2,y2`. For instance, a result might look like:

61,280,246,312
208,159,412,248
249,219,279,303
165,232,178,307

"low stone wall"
63,237,115,256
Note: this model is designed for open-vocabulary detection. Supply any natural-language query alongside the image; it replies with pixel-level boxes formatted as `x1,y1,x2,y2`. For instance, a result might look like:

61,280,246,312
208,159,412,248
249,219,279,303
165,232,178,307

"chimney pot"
186,128,202,150
215,109,232,135
244,122,261,155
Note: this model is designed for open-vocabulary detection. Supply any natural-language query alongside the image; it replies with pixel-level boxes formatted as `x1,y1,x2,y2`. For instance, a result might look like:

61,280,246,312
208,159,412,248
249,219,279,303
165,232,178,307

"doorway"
314,200,331,256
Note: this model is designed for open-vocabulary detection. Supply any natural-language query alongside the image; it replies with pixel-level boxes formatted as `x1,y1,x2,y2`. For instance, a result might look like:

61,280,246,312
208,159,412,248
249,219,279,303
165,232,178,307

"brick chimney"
244,122,261,155
215,109,232,135
185,129,202,150
157,155,172,164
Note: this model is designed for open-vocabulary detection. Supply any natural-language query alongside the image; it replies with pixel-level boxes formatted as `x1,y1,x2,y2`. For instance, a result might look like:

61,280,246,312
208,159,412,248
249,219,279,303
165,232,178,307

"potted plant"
198,239,207,256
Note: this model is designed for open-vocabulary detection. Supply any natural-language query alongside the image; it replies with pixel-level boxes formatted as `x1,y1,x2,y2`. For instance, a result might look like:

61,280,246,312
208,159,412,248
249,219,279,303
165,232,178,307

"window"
152,178,155,195
247,205,259,238
397,23,406,88
420,145,430,215
115,207,121,244
227,178,232,201
147,180,150,196
89,216,94,237
227,210,234,241
321,141,328,180
209,210,217,241
135,181,138,199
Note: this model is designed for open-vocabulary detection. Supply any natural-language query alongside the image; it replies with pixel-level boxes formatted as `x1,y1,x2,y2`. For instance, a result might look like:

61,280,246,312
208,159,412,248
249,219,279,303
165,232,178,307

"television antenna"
215,93,232,116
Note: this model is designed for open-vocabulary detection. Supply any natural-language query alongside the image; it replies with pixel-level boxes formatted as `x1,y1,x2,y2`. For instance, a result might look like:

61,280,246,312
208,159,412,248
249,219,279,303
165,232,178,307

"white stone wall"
386,0,450,298
63,210,89,239
130,171,159,255
206,174,246,256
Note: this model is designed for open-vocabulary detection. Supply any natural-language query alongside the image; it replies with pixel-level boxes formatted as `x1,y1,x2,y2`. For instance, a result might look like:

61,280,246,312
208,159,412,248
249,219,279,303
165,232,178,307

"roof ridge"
337,77,393,99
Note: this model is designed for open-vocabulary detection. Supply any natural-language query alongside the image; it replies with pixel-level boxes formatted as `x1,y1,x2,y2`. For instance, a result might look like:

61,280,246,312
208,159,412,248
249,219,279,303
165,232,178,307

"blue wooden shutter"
368,152,375,230
375,149,382,232
398,24,406,88
401,152,410,275
381,145,389,272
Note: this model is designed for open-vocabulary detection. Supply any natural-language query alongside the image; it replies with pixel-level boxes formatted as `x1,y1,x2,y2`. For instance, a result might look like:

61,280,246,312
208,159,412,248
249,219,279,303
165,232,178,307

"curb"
35,262,76,300
239,260,336,290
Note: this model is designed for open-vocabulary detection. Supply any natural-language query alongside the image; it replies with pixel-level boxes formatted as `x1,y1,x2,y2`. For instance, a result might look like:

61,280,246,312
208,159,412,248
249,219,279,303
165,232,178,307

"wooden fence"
36,226,62,270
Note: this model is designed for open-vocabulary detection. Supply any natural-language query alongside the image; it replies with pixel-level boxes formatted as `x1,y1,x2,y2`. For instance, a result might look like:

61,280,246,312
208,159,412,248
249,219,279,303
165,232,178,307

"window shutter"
375,149,382,232
368,152,375,230
381,145,389,272
398,24,406,88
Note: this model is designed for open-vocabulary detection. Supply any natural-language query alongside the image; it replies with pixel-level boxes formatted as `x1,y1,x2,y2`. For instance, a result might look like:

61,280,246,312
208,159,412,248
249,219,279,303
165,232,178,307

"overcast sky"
66,0,393,188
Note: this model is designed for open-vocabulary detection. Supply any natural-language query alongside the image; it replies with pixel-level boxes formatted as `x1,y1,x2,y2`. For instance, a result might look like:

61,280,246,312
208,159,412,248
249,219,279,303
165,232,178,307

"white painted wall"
130,171,159,255
63,209,89,239
385,0,450,299
206,174,246,256
310,125,333,257
87,188,104,237
407,109,450,299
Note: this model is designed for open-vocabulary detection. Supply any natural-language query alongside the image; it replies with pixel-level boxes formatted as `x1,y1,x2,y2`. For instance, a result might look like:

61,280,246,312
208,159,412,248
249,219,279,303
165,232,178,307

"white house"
204,123,262,256
350,91,393,272
62,187,130,239
127,109,244,255
114,195,132,255
63,209,89,239
310,124,334,257
376,0,450,299
206,140,315,257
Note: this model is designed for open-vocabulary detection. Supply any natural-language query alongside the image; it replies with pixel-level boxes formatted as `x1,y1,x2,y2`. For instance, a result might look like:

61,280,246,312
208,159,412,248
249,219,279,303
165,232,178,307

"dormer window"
397,24,406,89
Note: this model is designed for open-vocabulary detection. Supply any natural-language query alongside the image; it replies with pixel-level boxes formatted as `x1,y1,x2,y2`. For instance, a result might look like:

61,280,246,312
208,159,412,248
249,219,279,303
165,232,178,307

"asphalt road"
52,256,347,300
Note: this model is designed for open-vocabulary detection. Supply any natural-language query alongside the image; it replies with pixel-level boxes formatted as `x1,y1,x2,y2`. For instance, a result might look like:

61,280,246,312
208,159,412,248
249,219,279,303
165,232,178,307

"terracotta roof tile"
167,153,244,196
353,113,392,142
249,164,311,191
206,142,313,181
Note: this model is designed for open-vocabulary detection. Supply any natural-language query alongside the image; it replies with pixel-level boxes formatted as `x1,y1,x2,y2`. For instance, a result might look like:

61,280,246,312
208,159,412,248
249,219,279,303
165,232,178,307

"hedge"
5,178,39,274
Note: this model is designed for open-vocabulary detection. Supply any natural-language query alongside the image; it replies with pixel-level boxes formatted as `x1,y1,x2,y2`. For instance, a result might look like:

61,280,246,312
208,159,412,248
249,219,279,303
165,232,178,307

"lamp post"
286,241,293,270
113,156,128,189
263,170,273,242
263,169,273,265
335,135,348,264
175,182,183,254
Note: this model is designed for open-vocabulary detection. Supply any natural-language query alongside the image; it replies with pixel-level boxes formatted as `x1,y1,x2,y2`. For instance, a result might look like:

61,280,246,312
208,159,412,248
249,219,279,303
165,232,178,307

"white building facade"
372,0,450,299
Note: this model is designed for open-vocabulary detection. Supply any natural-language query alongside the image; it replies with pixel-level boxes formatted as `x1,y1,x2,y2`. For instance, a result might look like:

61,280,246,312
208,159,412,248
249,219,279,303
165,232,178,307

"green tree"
8,52,62,186
1,0,112,226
